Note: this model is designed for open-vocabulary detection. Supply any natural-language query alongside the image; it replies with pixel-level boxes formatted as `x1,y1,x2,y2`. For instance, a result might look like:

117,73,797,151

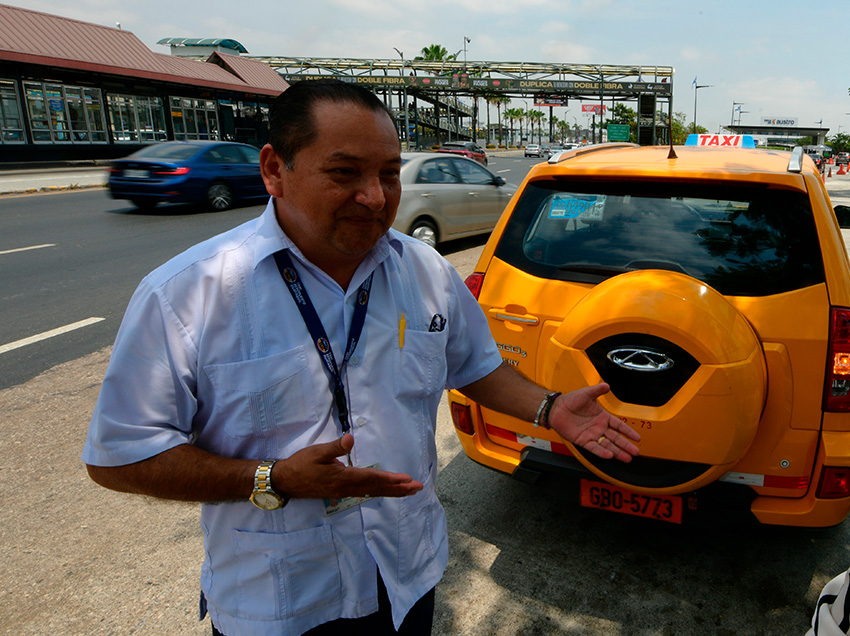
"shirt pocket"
232,525,341,621
397,468,446,584
204,347,316,439
393,329,448,400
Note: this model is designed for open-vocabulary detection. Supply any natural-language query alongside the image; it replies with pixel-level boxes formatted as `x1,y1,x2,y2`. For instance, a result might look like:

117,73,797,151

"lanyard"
273,250,372,435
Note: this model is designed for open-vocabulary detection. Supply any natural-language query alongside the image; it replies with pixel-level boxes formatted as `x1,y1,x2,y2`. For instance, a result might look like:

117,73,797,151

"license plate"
123,169,149,179
580,480,683,524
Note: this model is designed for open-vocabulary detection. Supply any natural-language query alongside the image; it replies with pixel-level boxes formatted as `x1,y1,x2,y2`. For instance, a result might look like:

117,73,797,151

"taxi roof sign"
685,134,757,148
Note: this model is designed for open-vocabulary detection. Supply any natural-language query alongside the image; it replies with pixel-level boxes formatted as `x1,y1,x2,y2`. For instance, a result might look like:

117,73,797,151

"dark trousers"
211,572,435,636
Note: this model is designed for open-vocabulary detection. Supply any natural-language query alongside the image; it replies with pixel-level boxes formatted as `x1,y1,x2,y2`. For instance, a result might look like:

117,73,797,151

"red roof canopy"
0,3,288,96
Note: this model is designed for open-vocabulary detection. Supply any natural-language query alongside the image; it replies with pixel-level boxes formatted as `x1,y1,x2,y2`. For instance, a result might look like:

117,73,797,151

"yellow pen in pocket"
399,313,406,349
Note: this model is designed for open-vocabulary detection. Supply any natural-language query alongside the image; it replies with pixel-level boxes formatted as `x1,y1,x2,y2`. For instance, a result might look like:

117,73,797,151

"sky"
8,0,850,137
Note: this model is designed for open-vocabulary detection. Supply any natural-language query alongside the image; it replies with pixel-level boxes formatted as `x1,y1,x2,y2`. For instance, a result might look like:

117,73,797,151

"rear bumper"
108,177,197,203
449,391,850,528
508,446,760,525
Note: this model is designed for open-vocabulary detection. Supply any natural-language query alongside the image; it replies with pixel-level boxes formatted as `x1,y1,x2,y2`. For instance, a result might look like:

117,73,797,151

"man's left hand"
548,383,641,462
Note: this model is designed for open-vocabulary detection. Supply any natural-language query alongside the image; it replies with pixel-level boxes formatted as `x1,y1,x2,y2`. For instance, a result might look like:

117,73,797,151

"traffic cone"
839,163,846,175
829,166,833,178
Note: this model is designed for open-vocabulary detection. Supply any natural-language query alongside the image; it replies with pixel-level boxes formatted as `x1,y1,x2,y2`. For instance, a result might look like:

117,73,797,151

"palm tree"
413,44,457,145
504,108,524,147
492,95,510,146
516,109,527,147
414,44,457,64
527,109,545,144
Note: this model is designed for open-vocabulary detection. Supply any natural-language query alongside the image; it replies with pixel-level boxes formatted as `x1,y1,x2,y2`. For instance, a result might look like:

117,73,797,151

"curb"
0,183,107,196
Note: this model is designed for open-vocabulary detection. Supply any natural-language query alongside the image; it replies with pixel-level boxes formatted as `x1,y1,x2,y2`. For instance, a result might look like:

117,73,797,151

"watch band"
254,460,277,492
250,460,289,510
533,391,561,429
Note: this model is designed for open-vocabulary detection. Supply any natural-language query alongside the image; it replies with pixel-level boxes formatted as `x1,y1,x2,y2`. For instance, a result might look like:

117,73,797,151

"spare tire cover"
541,270,766,495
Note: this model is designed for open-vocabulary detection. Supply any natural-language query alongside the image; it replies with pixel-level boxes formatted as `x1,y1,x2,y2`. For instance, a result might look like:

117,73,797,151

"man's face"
262,100,402,278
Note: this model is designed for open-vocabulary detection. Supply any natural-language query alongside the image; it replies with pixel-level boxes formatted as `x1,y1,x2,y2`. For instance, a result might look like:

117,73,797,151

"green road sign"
607,124,631,142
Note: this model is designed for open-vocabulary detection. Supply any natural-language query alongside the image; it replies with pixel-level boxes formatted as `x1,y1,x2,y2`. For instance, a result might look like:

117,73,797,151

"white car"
525,144,546,157
392,152,517,248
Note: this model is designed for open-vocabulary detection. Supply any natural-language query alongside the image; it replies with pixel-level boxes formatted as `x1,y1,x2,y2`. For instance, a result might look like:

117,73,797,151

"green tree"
828,133,850,153
414,44,456,62
413,44,456,146
527,109,545,144
504,107,523,146
666,111,704,144
492,96,510,145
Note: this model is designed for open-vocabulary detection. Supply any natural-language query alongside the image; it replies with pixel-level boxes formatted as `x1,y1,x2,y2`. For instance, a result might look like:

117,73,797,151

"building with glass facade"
0,4,289,165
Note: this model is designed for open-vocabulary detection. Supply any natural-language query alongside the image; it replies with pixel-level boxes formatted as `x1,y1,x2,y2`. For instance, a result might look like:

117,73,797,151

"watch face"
251,491,282,510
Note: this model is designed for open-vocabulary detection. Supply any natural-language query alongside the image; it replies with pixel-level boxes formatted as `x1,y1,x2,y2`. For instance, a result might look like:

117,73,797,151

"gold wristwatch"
249,460,288,510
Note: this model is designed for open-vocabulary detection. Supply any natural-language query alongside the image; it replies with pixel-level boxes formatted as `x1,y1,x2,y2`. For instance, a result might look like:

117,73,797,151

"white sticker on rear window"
548,194,606,221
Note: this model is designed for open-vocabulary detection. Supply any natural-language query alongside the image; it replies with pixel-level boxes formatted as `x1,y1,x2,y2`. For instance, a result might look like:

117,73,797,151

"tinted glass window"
416,158,459,184
495,179,825,297
453,158,493,185
204,145,246,164
132,143,200,160
240,145,260,164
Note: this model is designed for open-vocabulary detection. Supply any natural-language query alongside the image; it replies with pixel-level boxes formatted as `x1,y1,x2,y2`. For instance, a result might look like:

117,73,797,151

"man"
83,80,640,636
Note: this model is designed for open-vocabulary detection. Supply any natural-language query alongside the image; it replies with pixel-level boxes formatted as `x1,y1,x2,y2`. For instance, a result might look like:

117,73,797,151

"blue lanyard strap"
273,250,373,434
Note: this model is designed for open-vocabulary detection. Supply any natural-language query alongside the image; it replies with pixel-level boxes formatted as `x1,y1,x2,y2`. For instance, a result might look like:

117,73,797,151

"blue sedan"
108,140,267,211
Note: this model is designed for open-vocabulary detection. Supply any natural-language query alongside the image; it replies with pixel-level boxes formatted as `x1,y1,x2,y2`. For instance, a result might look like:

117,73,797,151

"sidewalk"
0,166,108,195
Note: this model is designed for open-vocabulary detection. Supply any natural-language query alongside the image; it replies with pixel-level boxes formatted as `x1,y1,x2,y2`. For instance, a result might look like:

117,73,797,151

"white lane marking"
497,169,511,173
0,317,105,355
0,243,56,255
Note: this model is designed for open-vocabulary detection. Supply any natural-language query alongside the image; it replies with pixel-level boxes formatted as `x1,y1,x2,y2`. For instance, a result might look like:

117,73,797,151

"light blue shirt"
83,198,503,636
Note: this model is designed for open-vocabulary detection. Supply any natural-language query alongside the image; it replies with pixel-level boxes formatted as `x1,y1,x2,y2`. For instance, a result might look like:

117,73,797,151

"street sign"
607,124,631,142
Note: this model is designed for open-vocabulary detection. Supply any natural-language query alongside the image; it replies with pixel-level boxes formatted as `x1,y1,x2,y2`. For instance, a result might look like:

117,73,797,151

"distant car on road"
108,140,266,211
525,144,547,158
837,152,849,166
392,152,516,248
436,141,488,165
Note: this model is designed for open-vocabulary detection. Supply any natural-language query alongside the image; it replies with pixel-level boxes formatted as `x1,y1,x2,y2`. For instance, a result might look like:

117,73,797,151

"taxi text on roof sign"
685,134,757,148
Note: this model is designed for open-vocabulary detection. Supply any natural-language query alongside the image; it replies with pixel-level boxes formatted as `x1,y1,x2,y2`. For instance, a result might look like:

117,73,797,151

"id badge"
324,462,379,516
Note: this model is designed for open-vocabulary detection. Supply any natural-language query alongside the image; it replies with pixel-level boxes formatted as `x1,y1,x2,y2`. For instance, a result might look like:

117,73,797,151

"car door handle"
420,193,435,198
488,306,539,325
468,192,480,197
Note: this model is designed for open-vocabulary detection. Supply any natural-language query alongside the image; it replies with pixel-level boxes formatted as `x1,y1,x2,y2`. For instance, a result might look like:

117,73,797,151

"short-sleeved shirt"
83,198,503,636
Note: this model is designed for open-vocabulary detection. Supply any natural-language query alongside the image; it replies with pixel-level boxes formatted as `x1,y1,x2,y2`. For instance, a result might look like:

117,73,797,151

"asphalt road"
3,157,850,635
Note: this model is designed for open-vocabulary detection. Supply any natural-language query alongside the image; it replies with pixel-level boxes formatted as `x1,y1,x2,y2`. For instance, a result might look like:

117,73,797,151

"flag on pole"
692,77,697,88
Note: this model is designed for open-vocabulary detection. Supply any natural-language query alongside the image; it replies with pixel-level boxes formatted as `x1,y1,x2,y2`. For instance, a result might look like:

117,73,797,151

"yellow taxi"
448,134,850,527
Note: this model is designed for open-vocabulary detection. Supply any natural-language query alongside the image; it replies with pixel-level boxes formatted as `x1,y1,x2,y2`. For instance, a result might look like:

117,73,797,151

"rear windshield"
494,179,825,297
131,144,201,160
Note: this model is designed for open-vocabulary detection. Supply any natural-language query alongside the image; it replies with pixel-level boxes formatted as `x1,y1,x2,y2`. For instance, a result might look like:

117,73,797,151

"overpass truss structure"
250,57,675,147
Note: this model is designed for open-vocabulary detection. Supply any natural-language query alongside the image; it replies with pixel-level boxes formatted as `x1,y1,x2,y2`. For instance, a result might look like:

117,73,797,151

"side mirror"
835,205,850,229
836,205,850,229
494,176,506,186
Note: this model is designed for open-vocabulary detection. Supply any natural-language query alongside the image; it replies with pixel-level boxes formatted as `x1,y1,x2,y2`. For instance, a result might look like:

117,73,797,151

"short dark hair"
269,79,397,170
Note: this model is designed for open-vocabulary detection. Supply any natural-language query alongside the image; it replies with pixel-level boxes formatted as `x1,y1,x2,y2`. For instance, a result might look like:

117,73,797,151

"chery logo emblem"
606,348,674,372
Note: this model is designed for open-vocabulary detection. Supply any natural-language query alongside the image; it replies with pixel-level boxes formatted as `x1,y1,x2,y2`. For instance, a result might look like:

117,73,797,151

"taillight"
153,166,190,176
824,308,850,411
450,402,474,435
817,466,850,498
465,272,484,299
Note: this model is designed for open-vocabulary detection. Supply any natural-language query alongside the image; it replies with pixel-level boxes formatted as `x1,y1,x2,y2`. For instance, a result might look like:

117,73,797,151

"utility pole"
693,81,712,134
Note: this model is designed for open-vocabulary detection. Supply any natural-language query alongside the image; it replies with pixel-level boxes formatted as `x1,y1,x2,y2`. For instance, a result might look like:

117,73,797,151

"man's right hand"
272,434,423,500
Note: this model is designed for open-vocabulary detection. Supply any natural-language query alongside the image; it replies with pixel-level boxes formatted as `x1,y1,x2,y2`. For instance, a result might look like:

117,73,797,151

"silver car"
393,152,516,248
